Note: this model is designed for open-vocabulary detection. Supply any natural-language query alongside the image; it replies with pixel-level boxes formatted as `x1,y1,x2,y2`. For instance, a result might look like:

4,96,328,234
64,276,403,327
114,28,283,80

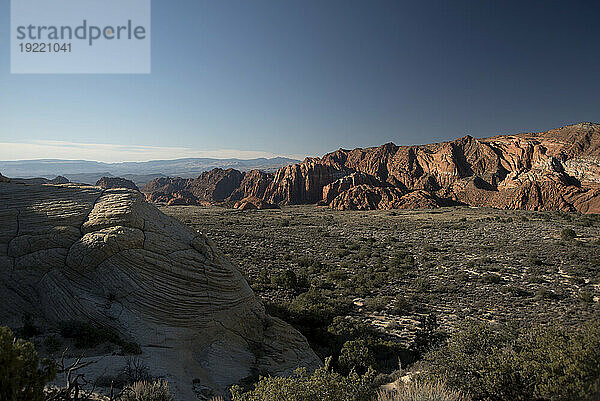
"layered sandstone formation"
228,170,274,202
0,181,320,400
261,123,600,212
142,123,600,213
143,168,243,205
96,176,139,191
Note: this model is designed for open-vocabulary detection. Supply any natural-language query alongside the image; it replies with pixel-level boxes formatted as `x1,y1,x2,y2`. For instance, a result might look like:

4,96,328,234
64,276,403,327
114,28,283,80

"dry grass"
377,380,470,401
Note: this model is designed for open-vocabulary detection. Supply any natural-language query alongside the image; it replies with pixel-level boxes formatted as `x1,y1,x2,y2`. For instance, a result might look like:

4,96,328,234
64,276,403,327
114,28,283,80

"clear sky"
1,1,600,162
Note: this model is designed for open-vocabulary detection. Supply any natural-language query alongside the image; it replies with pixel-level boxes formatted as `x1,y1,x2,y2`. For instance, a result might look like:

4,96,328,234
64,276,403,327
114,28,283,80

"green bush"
424,320,600,401
121,380,174,401
59,320,120,348
231,358,375,401
272,269,298,289
121,341,143,355
338,339,376,375
0,326,56,401
480,273,501,284
561,228,577,240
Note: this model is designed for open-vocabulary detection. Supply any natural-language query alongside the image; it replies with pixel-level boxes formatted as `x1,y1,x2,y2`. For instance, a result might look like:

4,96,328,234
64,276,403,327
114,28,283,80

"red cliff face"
227,170,274,202
142,123,600,213
259,123,600,213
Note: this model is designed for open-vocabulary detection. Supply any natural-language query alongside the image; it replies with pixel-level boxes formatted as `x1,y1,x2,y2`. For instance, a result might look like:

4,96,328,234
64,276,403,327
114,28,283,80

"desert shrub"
410,315,446,358
364,296,391,312
579,290,594,303
377,380,470,401
413,278,432,292
561,228,577,240
0,326,56,401
121,341,143,355
122,358,152,384
285,288,353,327
59,320,120,348
272,269,298,289
121,380,174,401
338,339,376,375
43,335,62,353
480,273,501,284
327,317,373,342
231,358,375,401
390,296,412,316
95,358,152,390
390,252,415,270
19,313,41,338
424,320,600,401
327,269,349,282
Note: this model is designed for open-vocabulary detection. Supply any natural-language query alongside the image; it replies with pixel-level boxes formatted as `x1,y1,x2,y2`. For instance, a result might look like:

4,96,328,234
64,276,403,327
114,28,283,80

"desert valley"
1,123,600,401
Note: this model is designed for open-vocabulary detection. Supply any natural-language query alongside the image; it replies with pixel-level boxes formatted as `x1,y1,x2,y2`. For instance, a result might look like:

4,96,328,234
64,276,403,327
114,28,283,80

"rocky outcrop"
227,170,274,202
259,123,600,213
322,172,386,204
234,196,279,211
329,186,451,211
263,159,348,205
0,180,320,400
49,176,70,184
0,173,9,183
142,168,244,205
96,176,139,191
141,123,600,213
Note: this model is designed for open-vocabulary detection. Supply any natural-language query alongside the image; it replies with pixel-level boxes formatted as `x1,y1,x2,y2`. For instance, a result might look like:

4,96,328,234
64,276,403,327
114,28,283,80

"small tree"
272,269,298,289
338,339,376,375
0,326,56,401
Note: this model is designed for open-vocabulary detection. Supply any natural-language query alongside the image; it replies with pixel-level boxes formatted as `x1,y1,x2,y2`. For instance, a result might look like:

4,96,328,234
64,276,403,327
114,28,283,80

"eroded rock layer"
143,168,244,204
263,123,600,212
141,123,600,213
0,181,319,400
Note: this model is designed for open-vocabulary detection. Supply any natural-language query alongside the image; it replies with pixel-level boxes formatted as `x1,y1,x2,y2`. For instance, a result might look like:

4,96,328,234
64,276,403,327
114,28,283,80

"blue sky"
1,1,600,162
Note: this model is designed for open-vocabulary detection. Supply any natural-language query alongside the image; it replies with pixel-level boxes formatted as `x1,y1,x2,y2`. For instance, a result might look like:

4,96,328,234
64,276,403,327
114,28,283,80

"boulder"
0,182,320,400
234,196,279,210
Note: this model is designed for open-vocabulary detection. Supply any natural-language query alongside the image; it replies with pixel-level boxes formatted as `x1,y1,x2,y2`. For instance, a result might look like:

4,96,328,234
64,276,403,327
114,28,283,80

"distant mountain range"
0,157,300,187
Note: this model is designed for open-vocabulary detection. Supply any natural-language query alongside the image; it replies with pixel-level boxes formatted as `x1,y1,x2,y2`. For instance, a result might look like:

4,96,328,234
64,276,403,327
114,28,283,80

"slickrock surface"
95,176,139,191
0,181,319,400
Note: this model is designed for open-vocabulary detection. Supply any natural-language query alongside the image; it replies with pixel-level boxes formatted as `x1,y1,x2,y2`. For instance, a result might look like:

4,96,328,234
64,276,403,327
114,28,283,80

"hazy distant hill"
0,157,299,187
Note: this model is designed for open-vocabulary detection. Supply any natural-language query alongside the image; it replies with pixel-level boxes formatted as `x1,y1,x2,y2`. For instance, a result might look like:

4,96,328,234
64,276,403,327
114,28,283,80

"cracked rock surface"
0,181,320,400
